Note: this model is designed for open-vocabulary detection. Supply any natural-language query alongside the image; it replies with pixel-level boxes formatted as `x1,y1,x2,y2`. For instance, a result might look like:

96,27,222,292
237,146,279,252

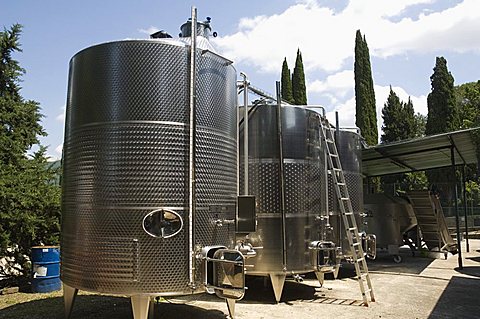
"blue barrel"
31,246,61,293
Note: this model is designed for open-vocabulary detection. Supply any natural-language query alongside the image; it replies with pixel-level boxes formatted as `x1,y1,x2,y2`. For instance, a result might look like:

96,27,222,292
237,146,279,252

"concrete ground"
166,239,480,319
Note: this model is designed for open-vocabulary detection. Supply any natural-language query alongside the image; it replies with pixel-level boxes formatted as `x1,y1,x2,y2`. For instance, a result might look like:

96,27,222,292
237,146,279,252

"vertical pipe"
275,81,287,270
462,165,469,252
241,72,249,195
188,6,197,287
451,147,463,269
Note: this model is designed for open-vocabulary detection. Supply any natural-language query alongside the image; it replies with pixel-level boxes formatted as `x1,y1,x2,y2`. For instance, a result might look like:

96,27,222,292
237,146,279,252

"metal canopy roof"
362,128,480,177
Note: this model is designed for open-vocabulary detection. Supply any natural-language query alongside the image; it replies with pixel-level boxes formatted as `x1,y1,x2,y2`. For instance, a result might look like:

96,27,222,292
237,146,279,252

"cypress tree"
281,58,293,104
425,57,459,135
354,30,378,145
425,57,458,198
292,48,307,105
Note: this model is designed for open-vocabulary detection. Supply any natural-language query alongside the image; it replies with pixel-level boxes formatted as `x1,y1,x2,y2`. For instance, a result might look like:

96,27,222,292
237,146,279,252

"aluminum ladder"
319,118,375,306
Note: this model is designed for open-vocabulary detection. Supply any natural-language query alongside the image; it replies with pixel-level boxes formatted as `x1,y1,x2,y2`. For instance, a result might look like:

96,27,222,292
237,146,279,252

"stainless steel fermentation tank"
364,194,417,262
61,11,246,319
238,102,332,302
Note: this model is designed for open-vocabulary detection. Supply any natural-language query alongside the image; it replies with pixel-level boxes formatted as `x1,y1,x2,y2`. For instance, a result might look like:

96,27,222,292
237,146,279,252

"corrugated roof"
362,128,480,177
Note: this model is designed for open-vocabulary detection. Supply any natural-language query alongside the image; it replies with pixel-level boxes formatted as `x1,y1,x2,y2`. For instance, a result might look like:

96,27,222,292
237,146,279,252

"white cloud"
213,0,480,73
309,70,354,98
55,144,63,157
138,26,160,35
56,106,66,122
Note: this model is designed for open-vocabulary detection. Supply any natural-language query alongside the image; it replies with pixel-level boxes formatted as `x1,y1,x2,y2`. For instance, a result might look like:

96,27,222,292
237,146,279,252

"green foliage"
455,81,480,129
354,30,378,146
413,112,426,138
0,24,61,280
381,89,417,143
292,49,307,105
425,57,459,135
281,58,294,104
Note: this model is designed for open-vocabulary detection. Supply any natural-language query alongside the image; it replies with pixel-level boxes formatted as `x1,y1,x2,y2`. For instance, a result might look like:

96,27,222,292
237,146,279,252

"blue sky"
2,0,480,160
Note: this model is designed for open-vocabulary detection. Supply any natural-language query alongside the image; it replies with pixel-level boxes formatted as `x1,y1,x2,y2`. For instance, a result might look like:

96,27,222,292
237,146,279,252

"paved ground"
1,239,479,319
173,239,480,319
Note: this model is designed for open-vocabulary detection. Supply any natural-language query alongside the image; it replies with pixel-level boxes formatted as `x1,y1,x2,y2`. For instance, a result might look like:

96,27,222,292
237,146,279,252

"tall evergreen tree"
354,30,378,145
0,24,61,281
403,97,416,139
381,87,403,143
425,57,459,135
425,57,459,200
292,48,307,105
281,58,293,104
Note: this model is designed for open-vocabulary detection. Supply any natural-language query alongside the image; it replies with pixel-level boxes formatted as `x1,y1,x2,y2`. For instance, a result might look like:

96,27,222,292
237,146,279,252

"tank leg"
63,284,78,319
131,295,150,319
226,298,236,318
148,297,155,319
315,271,324,287
269,273,286,303
333,263,341,279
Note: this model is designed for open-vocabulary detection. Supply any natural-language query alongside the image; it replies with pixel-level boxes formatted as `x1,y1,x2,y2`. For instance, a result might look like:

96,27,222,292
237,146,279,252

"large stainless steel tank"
238,103,328,300
61,30,237,302
328,129,365,258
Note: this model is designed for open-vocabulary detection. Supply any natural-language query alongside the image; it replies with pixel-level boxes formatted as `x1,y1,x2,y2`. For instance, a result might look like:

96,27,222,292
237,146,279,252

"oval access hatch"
142,209,183,238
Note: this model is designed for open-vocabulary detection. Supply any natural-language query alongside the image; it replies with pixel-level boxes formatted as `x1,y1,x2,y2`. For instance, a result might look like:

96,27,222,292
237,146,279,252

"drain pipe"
240,72,249,195
275,81,287,270
188,6,198,288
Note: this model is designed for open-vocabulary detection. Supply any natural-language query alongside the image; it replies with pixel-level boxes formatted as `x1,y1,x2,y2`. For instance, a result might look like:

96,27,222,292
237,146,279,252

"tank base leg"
226,298,236,318
315,271,324,287
131,295,150,319
63,284,78,319
269,273,286,303
148,297,155,319
333,263,341,279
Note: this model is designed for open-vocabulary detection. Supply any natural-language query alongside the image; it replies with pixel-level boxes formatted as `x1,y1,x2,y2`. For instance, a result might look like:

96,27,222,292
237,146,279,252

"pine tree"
403,97,416,139
425,57,459,135
0,24,61,281
281,58,293,104
381,87,403,143
292,48,307,105
354,30,378,146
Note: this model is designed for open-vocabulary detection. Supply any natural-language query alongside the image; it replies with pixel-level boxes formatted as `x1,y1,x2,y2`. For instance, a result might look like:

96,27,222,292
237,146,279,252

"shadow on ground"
0,294,226,319
367,251,436,275
454,265,480,278
241,277,318,304
429,276,480,319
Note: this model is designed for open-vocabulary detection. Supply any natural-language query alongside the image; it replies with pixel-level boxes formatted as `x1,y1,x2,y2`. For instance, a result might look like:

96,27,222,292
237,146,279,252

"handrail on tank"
305,105,326,117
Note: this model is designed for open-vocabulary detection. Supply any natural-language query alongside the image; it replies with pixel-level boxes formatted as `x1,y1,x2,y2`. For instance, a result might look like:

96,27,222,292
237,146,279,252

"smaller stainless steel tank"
364,194,417,261
328,129,366,259
238,102,330,301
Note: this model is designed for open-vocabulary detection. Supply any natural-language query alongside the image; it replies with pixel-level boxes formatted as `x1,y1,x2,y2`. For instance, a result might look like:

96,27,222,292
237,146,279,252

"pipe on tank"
275,81,287,270
240,72,249,195
188,6,198,288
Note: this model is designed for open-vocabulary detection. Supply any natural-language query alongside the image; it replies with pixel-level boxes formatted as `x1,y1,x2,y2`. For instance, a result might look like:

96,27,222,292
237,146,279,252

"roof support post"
462,165,470,252
451,146,463,269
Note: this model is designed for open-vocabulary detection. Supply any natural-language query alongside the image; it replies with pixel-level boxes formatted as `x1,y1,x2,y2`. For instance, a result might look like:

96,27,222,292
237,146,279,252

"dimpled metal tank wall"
61,39,237,295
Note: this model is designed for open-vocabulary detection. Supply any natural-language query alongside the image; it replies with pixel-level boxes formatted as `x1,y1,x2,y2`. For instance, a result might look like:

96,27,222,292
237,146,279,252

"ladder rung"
337,182,346,186
344,212,354,216
341,197,349,201
326,139,335,143
333,168,342,171
331,154,338,158
352,242,361,247
356,257,364,262
348,227,357,231
363,288,372,294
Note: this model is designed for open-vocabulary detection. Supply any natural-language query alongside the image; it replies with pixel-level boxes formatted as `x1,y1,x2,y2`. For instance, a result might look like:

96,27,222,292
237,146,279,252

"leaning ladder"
319,118,375,306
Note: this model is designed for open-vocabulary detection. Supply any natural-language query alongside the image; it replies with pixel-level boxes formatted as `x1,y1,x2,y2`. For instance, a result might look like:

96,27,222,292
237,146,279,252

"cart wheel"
393,255,402,263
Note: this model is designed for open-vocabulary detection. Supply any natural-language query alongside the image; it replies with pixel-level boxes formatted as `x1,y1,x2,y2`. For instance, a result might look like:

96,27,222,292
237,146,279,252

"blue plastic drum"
31,246,61,293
